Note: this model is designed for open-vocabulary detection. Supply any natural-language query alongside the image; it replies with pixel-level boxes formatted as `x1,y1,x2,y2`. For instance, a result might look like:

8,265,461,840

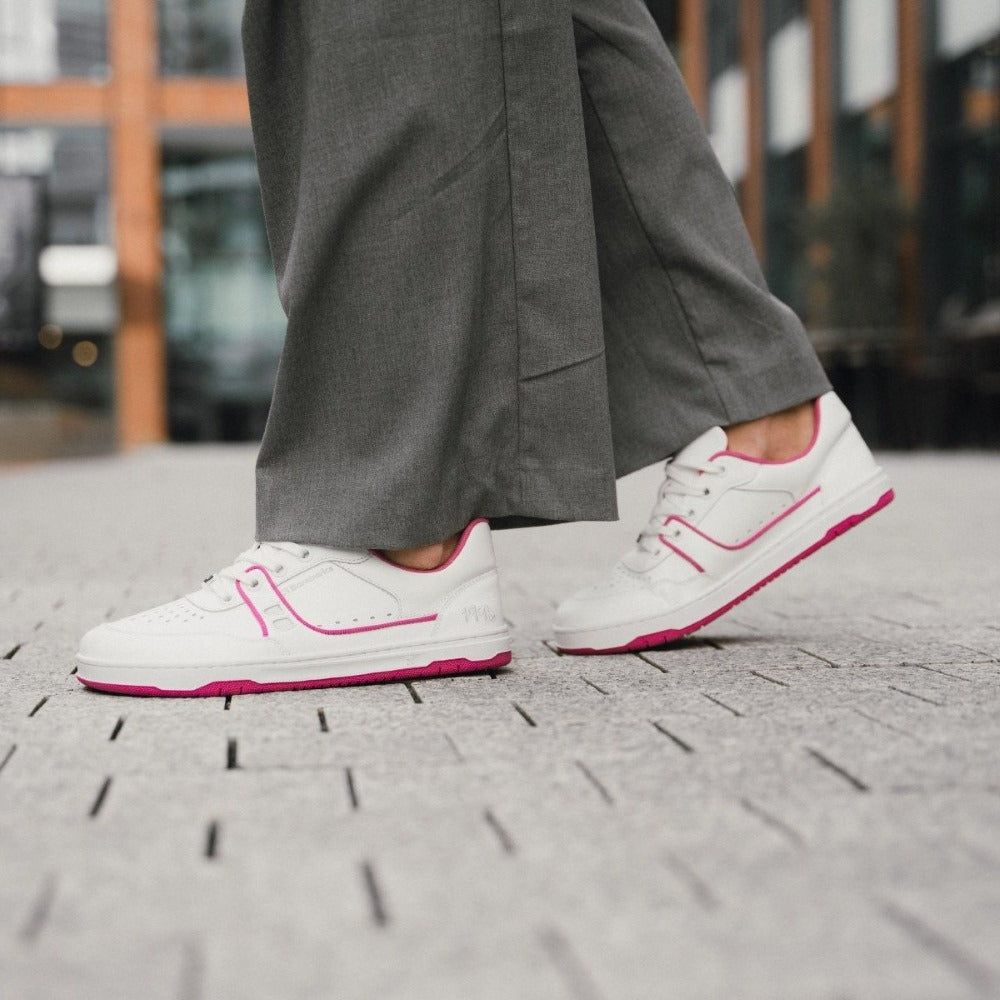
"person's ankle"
381,533,461,570
725,400,815,462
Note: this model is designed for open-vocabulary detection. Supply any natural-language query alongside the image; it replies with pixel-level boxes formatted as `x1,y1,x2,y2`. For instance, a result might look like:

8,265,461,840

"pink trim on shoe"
235,580,269,637
369,518,487,574
560,488,894,655
77,651,512,697
711,397,822,466
657,536,705,572
663,486,821,550
243,564,436,636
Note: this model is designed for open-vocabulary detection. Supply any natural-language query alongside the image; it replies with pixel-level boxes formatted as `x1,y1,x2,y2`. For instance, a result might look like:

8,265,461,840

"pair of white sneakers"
77,393,893,696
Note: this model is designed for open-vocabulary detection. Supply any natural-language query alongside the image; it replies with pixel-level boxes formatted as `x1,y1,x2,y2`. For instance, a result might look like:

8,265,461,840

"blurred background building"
0,0,997,461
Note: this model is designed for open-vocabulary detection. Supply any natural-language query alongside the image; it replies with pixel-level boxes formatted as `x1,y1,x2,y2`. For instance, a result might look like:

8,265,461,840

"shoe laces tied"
203,542,312,601
637,456,726,554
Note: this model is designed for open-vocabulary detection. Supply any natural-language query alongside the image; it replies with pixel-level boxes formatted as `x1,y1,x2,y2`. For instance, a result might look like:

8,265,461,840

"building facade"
0,0,997,456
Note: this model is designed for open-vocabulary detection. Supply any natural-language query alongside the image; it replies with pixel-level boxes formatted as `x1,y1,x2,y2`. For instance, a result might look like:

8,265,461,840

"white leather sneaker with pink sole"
553,392,894,654
77,519,510,696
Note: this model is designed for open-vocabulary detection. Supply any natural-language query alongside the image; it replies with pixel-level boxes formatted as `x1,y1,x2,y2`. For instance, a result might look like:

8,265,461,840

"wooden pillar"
895,0,925,202
679,0,708,122
896,0,924,370
740,0,766,263
806,0,833,205
109,0,167,447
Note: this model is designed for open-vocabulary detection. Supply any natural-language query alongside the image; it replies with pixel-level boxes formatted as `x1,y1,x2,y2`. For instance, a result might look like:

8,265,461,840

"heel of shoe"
820,419,885,499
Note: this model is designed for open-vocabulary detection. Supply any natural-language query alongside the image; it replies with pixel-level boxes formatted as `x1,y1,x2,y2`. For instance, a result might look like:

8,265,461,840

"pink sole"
77,651,512,698
559,488,895,655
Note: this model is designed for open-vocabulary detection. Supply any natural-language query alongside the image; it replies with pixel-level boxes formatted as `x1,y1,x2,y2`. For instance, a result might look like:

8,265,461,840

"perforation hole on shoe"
129,599,206,625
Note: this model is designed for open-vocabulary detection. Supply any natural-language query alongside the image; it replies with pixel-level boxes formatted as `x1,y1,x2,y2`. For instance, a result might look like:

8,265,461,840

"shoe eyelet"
301,550,310,559
274,565,284,574
249,579,261,588
704,488,711,495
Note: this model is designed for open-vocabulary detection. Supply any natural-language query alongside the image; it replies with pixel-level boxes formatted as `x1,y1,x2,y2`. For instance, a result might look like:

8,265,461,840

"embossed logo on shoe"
462,604,498,624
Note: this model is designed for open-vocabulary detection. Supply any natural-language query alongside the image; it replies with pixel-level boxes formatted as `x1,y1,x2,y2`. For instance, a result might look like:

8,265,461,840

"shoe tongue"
621,426,728,573
672,426,728,468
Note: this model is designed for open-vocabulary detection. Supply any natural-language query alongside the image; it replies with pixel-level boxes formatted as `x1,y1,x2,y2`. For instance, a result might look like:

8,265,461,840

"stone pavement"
0,447,998,1000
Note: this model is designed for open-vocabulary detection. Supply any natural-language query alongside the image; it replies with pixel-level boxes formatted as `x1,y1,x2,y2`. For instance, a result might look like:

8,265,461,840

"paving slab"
1,447,999,999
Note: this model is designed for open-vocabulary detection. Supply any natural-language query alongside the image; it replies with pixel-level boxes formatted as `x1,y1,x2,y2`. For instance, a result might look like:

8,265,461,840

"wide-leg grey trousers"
242,0,831,550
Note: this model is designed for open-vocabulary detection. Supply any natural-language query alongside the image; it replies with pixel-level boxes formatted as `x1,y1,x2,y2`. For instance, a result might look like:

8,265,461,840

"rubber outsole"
77,651,512,698
557,488,895,655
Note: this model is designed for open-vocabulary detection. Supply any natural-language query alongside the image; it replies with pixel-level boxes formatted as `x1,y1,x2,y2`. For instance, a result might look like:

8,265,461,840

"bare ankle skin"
382,533,461,570
725,400,815,462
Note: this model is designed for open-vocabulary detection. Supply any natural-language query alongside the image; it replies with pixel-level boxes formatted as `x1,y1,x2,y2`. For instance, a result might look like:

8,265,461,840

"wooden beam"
806,0,833,205
895,0,925,202
896,0,925,371
109,0,167,447
740,0,766,263
0,82,110,123
158,79,250,126
679,0,708,122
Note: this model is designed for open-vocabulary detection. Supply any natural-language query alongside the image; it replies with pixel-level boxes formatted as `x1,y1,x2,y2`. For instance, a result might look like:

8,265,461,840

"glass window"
708,0,741,82
709,67,748,183
161,137,285,440
0,0,108,82
937,0,1000,59
767,15,812,155
764,147,807,315
924,11,999,444
707,0,745,183
0,126,113,331
925,22,1000,323
0,126,114,459
158,0,245,77
765,0,805,37
838,0,897,114
763,3,810,316
834,0,897,178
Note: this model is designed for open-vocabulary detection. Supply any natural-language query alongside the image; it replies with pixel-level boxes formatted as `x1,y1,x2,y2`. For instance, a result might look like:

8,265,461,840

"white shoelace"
202,541,312,601
637,457,726,554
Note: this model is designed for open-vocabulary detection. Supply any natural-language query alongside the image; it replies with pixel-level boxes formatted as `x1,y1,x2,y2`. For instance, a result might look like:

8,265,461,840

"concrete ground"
1,447,998,1000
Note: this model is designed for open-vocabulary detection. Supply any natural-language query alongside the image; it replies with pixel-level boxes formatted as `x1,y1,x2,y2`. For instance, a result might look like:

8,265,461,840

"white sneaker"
77,519,510,696
553,392,893,653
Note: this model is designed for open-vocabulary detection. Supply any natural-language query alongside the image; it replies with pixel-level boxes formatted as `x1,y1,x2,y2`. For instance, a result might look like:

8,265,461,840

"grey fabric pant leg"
242,0,830,550
572,0,830,475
